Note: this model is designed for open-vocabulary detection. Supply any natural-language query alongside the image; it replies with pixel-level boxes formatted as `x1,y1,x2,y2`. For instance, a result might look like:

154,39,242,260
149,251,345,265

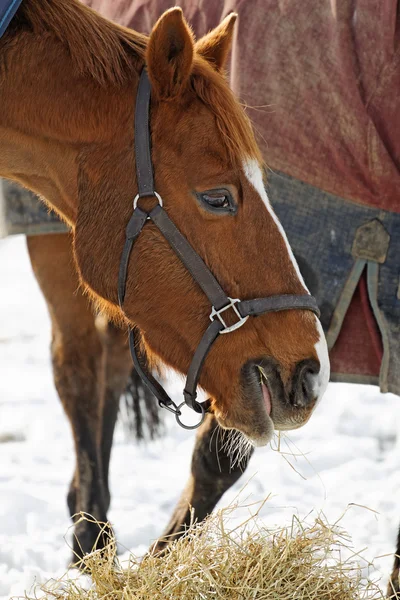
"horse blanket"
0,180,67,237
2,0,400,394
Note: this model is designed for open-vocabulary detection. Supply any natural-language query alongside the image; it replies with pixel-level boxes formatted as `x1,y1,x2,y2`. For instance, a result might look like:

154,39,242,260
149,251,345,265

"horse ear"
195,13,237,72
146,7,194,98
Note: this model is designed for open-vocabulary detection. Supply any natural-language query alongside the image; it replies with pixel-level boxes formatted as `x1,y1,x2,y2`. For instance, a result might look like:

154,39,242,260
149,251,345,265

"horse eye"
203,193,229,208
196,189,236,214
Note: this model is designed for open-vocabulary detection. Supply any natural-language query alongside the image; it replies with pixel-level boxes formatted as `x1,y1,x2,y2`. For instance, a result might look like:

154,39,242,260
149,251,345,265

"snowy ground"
1,234,400,598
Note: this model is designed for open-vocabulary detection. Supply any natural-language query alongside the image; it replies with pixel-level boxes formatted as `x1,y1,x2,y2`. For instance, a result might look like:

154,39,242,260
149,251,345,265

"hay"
34,506,384,600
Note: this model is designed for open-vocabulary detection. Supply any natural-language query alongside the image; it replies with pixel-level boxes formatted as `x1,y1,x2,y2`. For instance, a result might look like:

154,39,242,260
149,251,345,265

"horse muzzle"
213,357,321,446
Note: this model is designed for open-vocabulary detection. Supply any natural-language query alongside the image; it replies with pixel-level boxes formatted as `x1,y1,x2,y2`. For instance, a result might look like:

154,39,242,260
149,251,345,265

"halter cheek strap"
118,69,320,430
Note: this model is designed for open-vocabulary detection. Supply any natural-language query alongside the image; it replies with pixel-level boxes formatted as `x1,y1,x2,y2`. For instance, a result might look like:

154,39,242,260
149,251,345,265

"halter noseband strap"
118,68,320,430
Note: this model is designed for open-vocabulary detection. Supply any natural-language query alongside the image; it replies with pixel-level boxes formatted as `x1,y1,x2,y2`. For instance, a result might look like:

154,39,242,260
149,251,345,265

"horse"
112,1,398,597
0,0,329,565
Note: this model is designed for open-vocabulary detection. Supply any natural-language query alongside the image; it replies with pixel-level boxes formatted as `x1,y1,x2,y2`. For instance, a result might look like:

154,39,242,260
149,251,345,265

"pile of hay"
37,507,384,600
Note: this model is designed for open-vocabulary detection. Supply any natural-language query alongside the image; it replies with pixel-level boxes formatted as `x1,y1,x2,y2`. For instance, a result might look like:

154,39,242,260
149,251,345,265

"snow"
1,234,400,598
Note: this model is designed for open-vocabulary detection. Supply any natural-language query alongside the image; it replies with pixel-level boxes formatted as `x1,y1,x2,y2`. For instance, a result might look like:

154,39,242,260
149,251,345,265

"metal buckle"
210,298,249,334
133,191,163,210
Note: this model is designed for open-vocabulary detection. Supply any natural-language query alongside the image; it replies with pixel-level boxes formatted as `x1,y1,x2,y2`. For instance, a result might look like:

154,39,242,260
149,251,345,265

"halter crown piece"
119,68,320,429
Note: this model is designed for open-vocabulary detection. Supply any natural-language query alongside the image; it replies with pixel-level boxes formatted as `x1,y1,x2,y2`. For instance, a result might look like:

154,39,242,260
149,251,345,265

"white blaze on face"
313,318,330,402
242,158,330,402
243,159,309,292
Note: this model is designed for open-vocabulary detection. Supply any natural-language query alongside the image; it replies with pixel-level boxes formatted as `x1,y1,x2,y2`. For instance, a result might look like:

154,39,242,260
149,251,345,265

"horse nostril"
302,368,315,399
291,359,320,408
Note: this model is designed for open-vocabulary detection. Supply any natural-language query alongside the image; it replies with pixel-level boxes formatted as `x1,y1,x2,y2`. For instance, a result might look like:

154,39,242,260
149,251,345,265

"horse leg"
27,233,111,560
388,529,400,598
95,317,132,511
152,414,253,552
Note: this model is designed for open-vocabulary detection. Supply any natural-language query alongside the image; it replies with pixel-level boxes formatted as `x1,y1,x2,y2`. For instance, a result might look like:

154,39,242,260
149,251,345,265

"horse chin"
272,407,314,432
212,394,275,448
246,418,275,447
214,411,275,447
256,396,315,438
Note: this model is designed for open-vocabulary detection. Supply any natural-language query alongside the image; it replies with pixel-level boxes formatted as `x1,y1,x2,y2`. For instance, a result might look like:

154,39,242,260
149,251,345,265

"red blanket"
86,0,400,214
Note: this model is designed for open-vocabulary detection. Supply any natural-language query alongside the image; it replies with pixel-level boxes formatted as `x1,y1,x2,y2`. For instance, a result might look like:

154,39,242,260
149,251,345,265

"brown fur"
0,0,322,441
1,0,326,558
194,13,237,73
8,0,147,85
147,7,194,99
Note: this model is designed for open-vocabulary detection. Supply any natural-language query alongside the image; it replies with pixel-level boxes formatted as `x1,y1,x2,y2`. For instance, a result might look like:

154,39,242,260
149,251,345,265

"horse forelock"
190,57,263,169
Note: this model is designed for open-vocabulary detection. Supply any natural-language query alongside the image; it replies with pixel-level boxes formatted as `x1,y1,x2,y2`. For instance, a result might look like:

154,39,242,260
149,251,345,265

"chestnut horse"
0,0,329,558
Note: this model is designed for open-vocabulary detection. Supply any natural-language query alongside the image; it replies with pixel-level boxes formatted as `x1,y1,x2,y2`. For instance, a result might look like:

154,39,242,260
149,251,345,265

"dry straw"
31,505,385,600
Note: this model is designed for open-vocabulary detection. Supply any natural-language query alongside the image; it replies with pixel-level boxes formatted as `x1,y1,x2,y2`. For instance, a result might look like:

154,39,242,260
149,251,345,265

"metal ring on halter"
175,401,206,430
133,191,163,210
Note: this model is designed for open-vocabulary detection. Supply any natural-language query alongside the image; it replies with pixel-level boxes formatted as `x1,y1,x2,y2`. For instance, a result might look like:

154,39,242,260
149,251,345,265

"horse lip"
239,359,282,423
259,368,273,417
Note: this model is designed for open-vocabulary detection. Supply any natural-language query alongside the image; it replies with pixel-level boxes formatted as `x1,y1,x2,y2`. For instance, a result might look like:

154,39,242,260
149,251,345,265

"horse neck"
0,27,138,226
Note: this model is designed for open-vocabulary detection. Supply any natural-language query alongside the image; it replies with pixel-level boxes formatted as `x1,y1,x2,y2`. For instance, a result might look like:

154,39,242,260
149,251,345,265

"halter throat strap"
118,69,320,429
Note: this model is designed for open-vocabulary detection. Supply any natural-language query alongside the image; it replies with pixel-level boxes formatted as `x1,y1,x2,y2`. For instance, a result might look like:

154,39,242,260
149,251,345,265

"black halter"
118,69,320,430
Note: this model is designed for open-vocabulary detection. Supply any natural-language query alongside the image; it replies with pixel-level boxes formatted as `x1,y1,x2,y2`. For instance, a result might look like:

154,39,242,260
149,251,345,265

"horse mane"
11,0,261,163
12,0,147,86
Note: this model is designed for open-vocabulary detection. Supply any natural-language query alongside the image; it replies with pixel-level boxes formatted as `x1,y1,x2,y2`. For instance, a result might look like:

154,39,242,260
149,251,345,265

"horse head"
0,2,330,445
